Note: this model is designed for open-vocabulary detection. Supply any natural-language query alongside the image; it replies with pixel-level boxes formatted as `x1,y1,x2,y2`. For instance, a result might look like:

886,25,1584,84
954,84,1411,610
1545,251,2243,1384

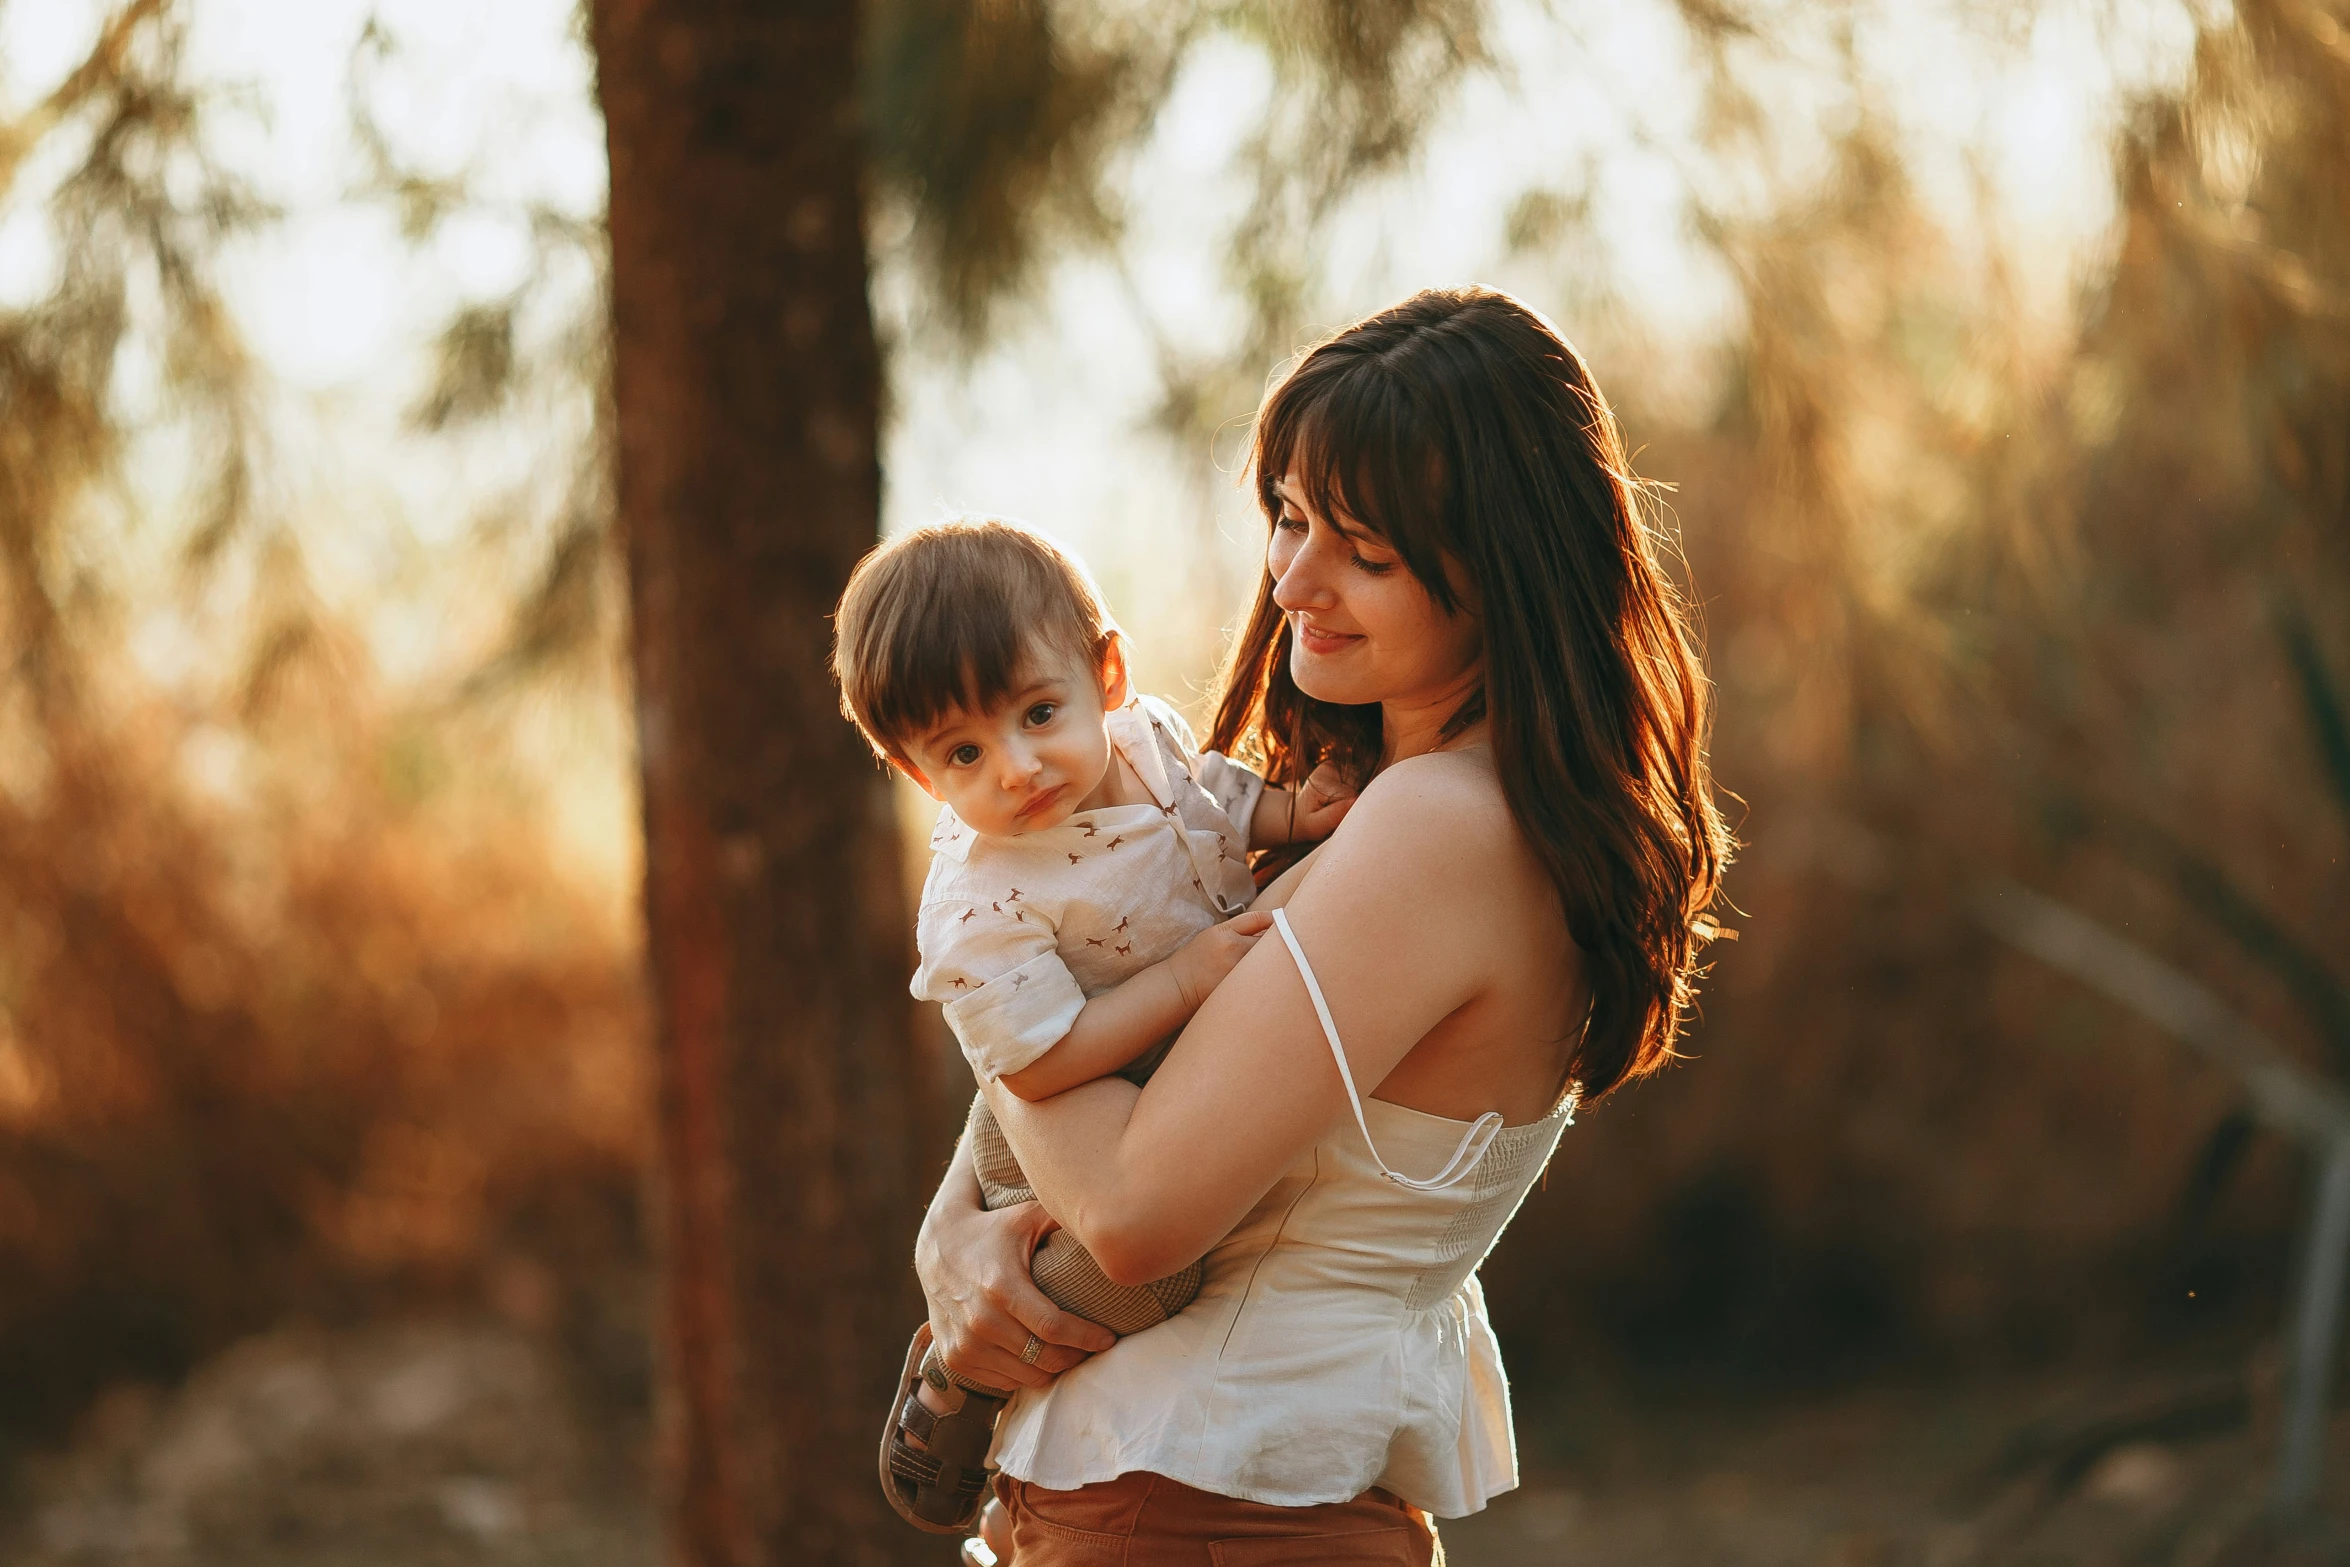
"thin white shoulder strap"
1269,908,1505,1191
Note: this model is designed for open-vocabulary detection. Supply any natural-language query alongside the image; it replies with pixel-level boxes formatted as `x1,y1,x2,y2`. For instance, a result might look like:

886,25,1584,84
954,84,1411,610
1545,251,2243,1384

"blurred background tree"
0,0,2345,1561
588,3,919,1561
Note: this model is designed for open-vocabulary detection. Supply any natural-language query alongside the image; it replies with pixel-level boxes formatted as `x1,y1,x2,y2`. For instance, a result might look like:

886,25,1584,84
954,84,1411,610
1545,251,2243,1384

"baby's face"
897,644,1117,837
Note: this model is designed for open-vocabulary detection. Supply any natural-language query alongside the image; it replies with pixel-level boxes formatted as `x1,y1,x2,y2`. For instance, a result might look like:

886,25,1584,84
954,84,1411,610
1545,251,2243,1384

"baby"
833,519,1352,1544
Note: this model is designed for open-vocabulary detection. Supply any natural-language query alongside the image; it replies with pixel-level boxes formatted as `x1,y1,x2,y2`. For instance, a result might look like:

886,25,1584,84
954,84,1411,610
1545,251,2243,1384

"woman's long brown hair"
1209,287,1731,1103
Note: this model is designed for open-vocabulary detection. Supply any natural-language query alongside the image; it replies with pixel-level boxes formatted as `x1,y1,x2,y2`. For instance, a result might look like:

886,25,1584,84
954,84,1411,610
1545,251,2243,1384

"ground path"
8,1320,2346,1565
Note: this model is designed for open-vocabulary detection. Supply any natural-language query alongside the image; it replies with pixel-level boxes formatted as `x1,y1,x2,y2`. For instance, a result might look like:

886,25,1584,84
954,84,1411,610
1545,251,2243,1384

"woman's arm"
979,759,1513,1286
914,1126,1116,1388
1249,841,1324,912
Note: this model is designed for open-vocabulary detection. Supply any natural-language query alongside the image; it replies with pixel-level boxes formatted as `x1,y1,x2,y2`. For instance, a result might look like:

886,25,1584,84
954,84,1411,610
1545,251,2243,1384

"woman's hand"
915,1138,1116,1391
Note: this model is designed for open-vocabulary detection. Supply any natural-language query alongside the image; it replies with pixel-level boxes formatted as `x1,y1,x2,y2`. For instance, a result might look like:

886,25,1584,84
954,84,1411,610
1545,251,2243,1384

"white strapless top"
989,910,1575,1518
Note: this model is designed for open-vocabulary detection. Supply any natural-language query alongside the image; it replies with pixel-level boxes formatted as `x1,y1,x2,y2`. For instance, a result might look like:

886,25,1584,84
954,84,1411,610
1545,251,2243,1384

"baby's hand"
1287,763,1357,842
1166,911,1274,1012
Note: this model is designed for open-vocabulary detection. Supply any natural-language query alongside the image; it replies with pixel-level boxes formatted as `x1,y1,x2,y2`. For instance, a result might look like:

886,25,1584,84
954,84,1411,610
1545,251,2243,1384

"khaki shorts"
997,1470,1443,1566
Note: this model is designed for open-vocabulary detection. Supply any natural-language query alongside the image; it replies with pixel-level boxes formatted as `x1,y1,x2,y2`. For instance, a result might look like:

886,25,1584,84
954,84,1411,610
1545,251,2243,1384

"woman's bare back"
1258,742,1585,1127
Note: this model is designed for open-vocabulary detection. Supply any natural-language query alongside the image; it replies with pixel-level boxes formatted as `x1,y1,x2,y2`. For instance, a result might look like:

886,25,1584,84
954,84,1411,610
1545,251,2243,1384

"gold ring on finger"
1019,1333,1043,1365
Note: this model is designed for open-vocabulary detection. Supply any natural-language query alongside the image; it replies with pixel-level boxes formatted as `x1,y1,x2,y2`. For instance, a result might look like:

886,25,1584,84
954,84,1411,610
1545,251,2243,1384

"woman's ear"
1097,632,1133,710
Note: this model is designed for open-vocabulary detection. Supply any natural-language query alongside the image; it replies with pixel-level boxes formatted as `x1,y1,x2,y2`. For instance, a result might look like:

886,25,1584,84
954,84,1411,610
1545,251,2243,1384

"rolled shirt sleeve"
1195,751,1269,850
943,953,1087,1081
1134,693,1267,849
911,900,1086,1082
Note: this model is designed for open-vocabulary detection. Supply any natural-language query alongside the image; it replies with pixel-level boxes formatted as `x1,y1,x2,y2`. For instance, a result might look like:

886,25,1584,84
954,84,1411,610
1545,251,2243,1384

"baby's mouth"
1014,784,1065,821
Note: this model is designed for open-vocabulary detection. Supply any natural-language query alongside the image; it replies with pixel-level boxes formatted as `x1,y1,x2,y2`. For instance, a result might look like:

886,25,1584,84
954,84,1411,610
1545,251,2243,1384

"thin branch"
1972,879,2350,1148
2275,591,2350,830
2104,812,2350,1082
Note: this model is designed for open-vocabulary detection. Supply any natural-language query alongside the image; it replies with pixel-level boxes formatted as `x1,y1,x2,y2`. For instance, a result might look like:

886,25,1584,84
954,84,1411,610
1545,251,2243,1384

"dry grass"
0,685,647,1451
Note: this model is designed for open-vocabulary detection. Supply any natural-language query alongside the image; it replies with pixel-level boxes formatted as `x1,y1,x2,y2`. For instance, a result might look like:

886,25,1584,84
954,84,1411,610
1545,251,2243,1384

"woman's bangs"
1258,362,1454,601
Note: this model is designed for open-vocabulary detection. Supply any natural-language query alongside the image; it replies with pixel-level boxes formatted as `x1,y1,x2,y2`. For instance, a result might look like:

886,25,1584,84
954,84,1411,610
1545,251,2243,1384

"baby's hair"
832,518,1119,761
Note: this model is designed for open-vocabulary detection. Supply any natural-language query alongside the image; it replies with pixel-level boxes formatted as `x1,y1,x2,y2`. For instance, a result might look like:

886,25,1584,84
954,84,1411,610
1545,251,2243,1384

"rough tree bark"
590,3,932,1562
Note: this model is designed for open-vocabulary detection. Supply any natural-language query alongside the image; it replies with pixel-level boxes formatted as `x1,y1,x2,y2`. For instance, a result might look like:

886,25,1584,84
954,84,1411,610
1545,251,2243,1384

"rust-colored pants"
997,1471,1444,1566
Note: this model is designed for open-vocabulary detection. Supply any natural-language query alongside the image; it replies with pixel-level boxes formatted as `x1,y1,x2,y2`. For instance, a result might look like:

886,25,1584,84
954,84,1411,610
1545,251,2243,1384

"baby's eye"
1024,702,1058,727
949,743,982,766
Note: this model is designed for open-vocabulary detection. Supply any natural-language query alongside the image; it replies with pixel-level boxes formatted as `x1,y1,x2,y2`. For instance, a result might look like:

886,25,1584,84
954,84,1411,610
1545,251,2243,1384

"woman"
915,287,1730,1563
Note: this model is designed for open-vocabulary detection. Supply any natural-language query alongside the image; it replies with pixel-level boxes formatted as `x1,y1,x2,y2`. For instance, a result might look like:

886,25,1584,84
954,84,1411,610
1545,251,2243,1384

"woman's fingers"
933,1287,1097,1388
925,1205,1113,1390
1021,1299,1117,1354
965,1257,1114,1359
929,1310,1052,1390
987,1208,1113,1354
931,1272,1051,1388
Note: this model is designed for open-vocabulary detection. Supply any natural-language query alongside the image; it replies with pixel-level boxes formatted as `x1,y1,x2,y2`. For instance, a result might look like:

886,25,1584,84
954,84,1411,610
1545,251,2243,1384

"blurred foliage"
864,0,1489,374
0,3,642,1457
0,0,263,715
399,0,1500,687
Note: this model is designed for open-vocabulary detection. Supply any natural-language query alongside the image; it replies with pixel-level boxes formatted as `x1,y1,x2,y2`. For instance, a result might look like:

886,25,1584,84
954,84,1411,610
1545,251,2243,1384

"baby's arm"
1248,762,1358,847
996,914,1271,1101
918,898,1273,1105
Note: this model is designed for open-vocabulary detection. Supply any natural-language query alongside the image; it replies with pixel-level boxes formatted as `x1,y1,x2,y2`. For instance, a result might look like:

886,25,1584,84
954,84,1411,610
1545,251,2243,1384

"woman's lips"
1295,619,1362,656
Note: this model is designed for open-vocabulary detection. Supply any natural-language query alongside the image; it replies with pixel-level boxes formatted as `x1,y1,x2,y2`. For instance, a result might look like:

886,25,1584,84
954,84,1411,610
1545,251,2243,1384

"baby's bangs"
1254,357,1458,609
875,595,1030,739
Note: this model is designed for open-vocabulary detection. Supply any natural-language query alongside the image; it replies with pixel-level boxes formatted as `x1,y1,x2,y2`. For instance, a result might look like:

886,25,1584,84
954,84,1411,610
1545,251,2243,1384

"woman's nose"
1271,538,1333,612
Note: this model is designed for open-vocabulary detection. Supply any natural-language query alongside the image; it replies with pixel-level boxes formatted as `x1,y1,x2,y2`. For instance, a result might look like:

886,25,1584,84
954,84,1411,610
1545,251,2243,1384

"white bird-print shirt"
910,694,1267,1083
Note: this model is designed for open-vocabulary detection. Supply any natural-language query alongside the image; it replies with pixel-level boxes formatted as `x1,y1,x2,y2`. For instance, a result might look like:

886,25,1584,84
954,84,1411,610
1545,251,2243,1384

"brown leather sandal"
879,1323,1011,1535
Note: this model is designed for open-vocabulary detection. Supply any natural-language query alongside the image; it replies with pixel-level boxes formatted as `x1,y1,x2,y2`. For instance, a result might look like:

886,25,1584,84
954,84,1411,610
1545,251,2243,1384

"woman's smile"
1292,614,1363,657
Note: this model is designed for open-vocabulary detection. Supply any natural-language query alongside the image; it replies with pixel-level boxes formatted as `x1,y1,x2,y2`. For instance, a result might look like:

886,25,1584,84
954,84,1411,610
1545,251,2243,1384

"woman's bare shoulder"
1334,747,1519,867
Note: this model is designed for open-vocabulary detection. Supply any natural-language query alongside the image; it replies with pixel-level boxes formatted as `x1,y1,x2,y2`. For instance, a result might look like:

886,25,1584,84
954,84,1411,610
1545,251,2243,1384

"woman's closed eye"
1335,528,1397,575
1279,505,1392,574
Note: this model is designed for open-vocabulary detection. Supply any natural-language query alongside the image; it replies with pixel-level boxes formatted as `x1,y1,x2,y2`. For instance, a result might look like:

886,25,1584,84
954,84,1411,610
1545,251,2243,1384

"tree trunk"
590,4,932,1562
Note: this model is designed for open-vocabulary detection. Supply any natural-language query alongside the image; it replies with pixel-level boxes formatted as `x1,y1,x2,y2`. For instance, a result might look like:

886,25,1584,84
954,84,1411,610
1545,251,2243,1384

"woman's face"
1268,473,1482,709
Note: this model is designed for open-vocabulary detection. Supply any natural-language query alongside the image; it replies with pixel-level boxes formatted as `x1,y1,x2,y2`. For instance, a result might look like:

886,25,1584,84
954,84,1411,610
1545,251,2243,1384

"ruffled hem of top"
989,1283,1521,1520
989,1454,1520,1520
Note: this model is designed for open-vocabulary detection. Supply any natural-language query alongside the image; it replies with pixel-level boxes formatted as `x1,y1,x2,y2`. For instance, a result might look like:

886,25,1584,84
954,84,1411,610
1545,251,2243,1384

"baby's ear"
1097,631,1133,710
